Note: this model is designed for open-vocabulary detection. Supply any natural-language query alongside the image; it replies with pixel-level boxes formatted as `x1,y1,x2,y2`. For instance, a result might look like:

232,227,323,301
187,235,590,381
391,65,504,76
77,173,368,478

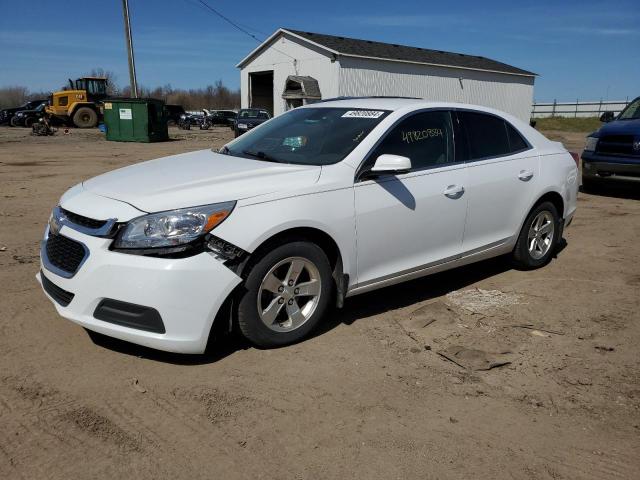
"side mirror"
371,154,412,174
600,111,615,123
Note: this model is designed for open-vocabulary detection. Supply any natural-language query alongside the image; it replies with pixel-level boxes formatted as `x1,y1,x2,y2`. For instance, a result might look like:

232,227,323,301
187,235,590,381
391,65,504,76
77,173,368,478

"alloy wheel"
527,211,555,260
257,256,322,332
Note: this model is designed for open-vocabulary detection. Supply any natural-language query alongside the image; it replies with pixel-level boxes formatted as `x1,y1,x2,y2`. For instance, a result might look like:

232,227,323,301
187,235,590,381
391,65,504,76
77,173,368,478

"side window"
458,111,510,160
505,122,529,152
452,112,470,162
369,111,453,170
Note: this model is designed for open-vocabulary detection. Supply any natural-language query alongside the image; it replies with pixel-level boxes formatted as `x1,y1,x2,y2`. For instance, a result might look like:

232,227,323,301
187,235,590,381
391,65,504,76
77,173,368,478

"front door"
354,110,468,288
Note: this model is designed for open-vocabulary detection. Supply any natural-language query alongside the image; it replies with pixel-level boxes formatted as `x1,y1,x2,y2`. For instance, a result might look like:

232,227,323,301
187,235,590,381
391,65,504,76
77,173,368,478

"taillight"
569,152,580,167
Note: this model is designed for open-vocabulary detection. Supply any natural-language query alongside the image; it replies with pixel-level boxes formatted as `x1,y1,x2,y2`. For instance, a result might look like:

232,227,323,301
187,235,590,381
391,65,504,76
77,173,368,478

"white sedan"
38,98,578,353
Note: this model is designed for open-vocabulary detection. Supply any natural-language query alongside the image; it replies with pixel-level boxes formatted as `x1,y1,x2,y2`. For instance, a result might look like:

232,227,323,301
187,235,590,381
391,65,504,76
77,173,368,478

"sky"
0,0,638,102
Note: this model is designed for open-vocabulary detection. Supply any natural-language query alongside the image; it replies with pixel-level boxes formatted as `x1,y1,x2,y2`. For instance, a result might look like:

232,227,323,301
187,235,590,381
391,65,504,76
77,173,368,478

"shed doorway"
249,71,274,115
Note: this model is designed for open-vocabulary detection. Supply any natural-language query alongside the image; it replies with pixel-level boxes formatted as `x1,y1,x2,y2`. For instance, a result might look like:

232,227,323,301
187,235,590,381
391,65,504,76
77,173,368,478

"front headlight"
16,112,24,117
114,201,235,249
584,136,598,152
237,123,248,129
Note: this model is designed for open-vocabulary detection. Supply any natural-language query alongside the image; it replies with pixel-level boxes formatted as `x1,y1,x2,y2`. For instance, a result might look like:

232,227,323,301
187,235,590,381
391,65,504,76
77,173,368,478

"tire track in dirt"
0,375,148,478
543,446,639,479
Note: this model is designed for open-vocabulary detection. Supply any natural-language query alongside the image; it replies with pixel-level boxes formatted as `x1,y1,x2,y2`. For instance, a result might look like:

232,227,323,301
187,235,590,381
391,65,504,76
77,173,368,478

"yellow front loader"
46,77,108,128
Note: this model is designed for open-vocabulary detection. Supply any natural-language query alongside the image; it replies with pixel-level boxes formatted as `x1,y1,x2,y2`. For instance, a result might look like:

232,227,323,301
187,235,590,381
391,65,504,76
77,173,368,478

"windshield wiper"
242,150,282,163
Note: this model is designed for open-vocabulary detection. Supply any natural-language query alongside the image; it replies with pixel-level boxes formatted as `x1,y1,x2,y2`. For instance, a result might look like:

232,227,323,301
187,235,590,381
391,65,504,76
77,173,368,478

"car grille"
596,135,638,156
41,271,74,307
45,234,87,276
60,208,108,230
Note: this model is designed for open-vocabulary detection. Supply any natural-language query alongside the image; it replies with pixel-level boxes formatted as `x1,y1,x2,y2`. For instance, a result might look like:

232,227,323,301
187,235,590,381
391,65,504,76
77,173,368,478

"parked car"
581,96,640,190
38,98,578,354
165,104,186,126
11,103,53,128
0,99,47,126
210,109,237,127
178,111,203,129
234,108,270,137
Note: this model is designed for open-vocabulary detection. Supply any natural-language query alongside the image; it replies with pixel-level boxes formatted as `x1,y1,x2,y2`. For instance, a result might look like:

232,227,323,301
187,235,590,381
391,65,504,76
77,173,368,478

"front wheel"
72,107,98,128
511,201,560,269
237,242,333,348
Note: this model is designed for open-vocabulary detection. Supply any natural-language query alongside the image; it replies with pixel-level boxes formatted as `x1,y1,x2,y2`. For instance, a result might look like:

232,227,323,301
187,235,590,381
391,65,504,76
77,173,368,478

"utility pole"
121,0,139,98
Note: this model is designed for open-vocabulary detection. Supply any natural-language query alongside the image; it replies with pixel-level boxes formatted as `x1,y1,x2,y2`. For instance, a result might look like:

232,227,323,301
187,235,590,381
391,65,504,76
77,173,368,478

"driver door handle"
444,184,465,199
518,170,534,181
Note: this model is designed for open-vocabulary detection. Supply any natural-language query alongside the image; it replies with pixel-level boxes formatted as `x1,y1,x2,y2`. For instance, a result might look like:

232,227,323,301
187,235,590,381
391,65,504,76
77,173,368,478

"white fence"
531,99,630,118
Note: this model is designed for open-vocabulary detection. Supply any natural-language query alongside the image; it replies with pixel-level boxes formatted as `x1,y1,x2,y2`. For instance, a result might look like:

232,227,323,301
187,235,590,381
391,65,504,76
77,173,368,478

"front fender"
213,188,357,285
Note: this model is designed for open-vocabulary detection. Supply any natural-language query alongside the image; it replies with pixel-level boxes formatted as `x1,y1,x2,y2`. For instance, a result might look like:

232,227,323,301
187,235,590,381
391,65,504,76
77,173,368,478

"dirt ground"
1,126,639,479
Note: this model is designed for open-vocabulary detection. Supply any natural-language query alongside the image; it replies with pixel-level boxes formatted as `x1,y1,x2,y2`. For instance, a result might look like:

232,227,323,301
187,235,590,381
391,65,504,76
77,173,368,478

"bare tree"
121,81,240,110
87,68,120,95
1,80,240,111
0,86,29,109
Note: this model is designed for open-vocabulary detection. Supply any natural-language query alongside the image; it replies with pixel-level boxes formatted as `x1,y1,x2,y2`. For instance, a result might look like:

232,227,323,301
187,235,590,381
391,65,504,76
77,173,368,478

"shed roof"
282,75,322,99
237,28,535,78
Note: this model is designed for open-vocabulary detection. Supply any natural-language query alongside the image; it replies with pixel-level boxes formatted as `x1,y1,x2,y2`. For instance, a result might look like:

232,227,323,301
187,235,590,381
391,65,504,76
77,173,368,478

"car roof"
305,97,552,148
309,97,502,113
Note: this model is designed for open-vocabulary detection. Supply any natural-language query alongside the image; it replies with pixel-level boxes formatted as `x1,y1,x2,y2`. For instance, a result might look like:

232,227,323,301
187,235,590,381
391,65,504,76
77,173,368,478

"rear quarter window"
505,122,530,152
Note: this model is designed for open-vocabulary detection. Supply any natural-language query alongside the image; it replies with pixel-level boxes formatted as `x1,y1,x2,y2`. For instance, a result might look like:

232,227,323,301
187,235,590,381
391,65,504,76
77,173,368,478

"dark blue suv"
581,96,640,190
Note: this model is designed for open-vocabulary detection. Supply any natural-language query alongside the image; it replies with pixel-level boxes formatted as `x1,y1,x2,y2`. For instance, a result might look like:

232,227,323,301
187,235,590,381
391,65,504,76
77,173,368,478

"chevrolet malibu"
38,98,578,353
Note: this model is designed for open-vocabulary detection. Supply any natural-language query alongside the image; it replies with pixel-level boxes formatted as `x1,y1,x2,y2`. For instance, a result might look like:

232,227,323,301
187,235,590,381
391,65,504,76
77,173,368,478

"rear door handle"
518,170,534,181
444,185,465,199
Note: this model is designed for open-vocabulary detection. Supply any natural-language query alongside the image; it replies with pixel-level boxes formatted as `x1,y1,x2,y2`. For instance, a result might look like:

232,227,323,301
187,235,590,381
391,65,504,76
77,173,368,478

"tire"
236,241,333,348
24,117,35,128
512,201,560,270
581,176,602,193
10,116,20,127
72,107,98,128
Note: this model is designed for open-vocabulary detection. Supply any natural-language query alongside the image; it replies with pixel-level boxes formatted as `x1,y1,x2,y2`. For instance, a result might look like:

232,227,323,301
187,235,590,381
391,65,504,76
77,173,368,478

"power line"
184,0,297,64
193,0,262,43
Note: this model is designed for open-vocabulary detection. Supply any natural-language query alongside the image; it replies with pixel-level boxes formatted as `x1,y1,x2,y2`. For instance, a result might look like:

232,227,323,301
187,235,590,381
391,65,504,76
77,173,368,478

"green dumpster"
103,98,169,142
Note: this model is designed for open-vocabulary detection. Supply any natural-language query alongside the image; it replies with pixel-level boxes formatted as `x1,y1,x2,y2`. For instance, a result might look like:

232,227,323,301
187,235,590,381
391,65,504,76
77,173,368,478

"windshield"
239,109,269,119
224,107,390,166
618,98,640,120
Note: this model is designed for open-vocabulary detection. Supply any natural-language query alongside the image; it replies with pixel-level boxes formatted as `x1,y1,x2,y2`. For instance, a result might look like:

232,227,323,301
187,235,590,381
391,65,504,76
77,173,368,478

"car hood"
597,118,640,136
237,118,267,125
82,149,321,212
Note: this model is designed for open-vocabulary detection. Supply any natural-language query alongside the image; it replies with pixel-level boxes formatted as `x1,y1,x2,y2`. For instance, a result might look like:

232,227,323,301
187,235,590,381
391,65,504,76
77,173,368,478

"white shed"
237,29,536,122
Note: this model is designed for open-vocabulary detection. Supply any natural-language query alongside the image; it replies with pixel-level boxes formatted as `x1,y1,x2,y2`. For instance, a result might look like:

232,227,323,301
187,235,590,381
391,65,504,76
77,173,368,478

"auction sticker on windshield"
342,110,385,119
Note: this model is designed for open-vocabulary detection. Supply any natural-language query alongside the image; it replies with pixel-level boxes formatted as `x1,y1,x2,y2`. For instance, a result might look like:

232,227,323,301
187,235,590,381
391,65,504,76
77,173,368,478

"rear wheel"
512,201,560,269
24,117,35,128
72,107,98,128
237,242,332,348
581,176,602,193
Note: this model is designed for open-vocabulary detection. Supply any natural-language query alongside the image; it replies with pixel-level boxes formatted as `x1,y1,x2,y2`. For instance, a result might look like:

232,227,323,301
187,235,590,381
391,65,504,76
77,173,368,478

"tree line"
0,68,240,111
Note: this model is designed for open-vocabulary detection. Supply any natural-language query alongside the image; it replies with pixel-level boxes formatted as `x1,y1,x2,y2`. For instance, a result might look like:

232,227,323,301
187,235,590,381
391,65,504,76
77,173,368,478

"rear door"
354,110,468,287
456,110,539,252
